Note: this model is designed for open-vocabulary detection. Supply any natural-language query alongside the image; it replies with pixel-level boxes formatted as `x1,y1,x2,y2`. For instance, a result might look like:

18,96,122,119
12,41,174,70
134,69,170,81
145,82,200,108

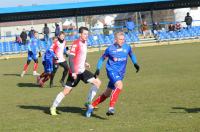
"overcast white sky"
0,0,98,8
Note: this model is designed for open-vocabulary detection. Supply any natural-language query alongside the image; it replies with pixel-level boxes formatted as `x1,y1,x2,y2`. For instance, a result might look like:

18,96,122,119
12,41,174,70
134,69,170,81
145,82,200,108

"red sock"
42,74,51,83
34,63,38,71
40,72,46,78
92,94,107,107
23,63,29,72
109,88,121,108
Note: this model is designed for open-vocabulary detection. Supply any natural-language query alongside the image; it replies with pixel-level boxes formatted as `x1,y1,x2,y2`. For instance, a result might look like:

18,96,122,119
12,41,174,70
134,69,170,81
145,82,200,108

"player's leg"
86,87,112,117
21,59,31,77
39,73,51,87
37,61,46,84
37,72,45,84
81,70,101,107
33,59,40,76
50,87,72,115
59,61,69,87
107,80,123,116
50,74,80,115
49,63,59,87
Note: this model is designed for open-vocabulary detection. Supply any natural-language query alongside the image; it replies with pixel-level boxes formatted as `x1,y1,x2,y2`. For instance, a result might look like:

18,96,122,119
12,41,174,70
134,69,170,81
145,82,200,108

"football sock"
92,94,107,107
42,74,50,83
109,88,121,108
87,85,98,103
33,63,38,71
40,72,46,78
23,63,29,72
52,92,65,108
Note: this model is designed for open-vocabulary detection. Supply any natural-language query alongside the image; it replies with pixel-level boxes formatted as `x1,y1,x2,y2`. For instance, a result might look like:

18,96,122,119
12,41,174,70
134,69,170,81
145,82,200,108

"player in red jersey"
50,27,101,115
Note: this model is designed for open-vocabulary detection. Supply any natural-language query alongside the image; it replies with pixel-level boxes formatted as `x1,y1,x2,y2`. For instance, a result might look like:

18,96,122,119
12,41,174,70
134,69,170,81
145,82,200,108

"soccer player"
37,49,58,87
86,31,140,117
49,31,69,87
21,31,41,77
50,27,101,116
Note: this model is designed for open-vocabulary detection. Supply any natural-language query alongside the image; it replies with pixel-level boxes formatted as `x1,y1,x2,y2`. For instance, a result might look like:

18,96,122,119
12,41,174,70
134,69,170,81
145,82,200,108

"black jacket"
184,15,193,25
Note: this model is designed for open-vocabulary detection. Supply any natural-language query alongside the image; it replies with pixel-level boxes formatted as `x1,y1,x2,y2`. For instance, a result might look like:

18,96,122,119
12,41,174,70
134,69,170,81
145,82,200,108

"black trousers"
50,61,69,85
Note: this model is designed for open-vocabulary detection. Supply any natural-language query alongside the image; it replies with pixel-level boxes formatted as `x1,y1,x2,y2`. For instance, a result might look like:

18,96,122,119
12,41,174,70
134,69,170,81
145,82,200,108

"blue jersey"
97,43,137,77
126,21,135,30
27,37,40,54
43,49,56,73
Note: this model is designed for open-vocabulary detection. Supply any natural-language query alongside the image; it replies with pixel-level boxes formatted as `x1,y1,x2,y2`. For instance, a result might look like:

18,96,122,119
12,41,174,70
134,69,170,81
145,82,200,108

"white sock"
109,107,114,110
52,92,65,108
87,85,98,103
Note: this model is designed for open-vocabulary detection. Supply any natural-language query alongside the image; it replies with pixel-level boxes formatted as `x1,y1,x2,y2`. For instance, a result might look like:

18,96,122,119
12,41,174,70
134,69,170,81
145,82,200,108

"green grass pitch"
0,43,200,131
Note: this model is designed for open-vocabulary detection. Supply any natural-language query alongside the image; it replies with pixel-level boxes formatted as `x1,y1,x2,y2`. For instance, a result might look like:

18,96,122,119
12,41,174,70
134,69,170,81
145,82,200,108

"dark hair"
79,26,89,33
33,30,38,34
58,31,66,36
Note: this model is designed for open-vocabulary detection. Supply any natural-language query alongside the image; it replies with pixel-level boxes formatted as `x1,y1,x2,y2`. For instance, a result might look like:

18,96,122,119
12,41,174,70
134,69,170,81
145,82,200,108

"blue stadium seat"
0,42,3,54
3,42,12,54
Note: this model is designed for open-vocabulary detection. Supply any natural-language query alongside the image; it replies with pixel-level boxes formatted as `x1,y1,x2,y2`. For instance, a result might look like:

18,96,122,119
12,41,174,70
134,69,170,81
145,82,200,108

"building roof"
0,18,61,27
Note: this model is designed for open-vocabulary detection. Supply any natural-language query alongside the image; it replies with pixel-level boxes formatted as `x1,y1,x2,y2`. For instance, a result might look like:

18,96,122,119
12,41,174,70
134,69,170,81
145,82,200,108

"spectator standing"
20,28,27,45
141,21,152,38
43,23,50,43
184,12,193,29
55,23,60,37
28,27,35,39
103,24,109,36
126,17,135,33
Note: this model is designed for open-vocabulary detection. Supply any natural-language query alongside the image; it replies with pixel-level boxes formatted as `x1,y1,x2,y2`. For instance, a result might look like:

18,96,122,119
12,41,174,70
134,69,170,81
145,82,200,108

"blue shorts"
27,51,38,61
43,61,53,73
107,70,124,90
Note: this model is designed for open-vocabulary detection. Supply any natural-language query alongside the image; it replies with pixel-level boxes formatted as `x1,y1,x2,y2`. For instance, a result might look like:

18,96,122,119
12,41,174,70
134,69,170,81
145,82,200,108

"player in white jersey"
49,31,69,87
50,27,101,116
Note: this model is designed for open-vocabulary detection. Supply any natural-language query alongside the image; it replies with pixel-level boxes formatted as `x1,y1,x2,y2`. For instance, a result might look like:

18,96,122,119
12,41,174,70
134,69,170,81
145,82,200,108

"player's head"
187,12,190,16
58,31,66,41
114,32,125,47
79,26,89,42
52,36,58,43
33,31,38,38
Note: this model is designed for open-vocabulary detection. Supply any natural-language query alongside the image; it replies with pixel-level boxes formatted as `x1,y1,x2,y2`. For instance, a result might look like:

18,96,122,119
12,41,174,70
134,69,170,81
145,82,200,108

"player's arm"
50,42,57,53
85,59,90,69
27,39,32,52
50,50,58,60
128,46,140,73
94,48,109,78
37,39,42,57
64,46,69,57
69,42,79,79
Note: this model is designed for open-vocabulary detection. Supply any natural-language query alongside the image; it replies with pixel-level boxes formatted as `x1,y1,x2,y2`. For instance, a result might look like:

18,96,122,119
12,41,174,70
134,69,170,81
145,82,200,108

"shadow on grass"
3,73,20,77
3,73,32,77
171,107,200,113
18,105,107,120
17,83,39,87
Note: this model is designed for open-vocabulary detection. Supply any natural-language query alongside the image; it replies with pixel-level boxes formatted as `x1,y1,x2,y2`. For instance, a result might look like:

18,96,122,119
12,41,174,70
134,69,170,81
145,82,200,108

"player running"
86,31,140,117
21,31,41,77
50,27,101,116
37,46,58,87
49,31,69,87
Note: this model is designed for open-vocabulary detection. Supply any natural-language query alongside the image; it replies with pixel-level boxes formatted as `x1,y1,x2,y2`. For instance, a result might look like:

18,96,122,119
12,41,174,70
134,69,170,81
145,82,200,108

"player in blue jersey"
86,31,140,117
21,31,41,77
37,48,58,87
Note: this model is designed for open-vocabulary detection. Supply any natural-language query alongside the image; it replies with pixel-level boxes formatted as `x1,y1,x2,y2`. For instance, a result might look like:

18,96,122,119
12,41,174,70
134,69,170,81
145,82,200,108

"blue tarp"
0,0,173,14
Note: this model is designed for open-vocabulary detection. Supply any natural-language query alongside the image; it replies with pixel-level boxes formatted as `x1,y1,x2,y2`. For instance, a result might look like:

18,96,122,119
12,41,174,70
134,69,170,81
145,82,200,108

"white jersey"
69,39,87,74
50,40,66,63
